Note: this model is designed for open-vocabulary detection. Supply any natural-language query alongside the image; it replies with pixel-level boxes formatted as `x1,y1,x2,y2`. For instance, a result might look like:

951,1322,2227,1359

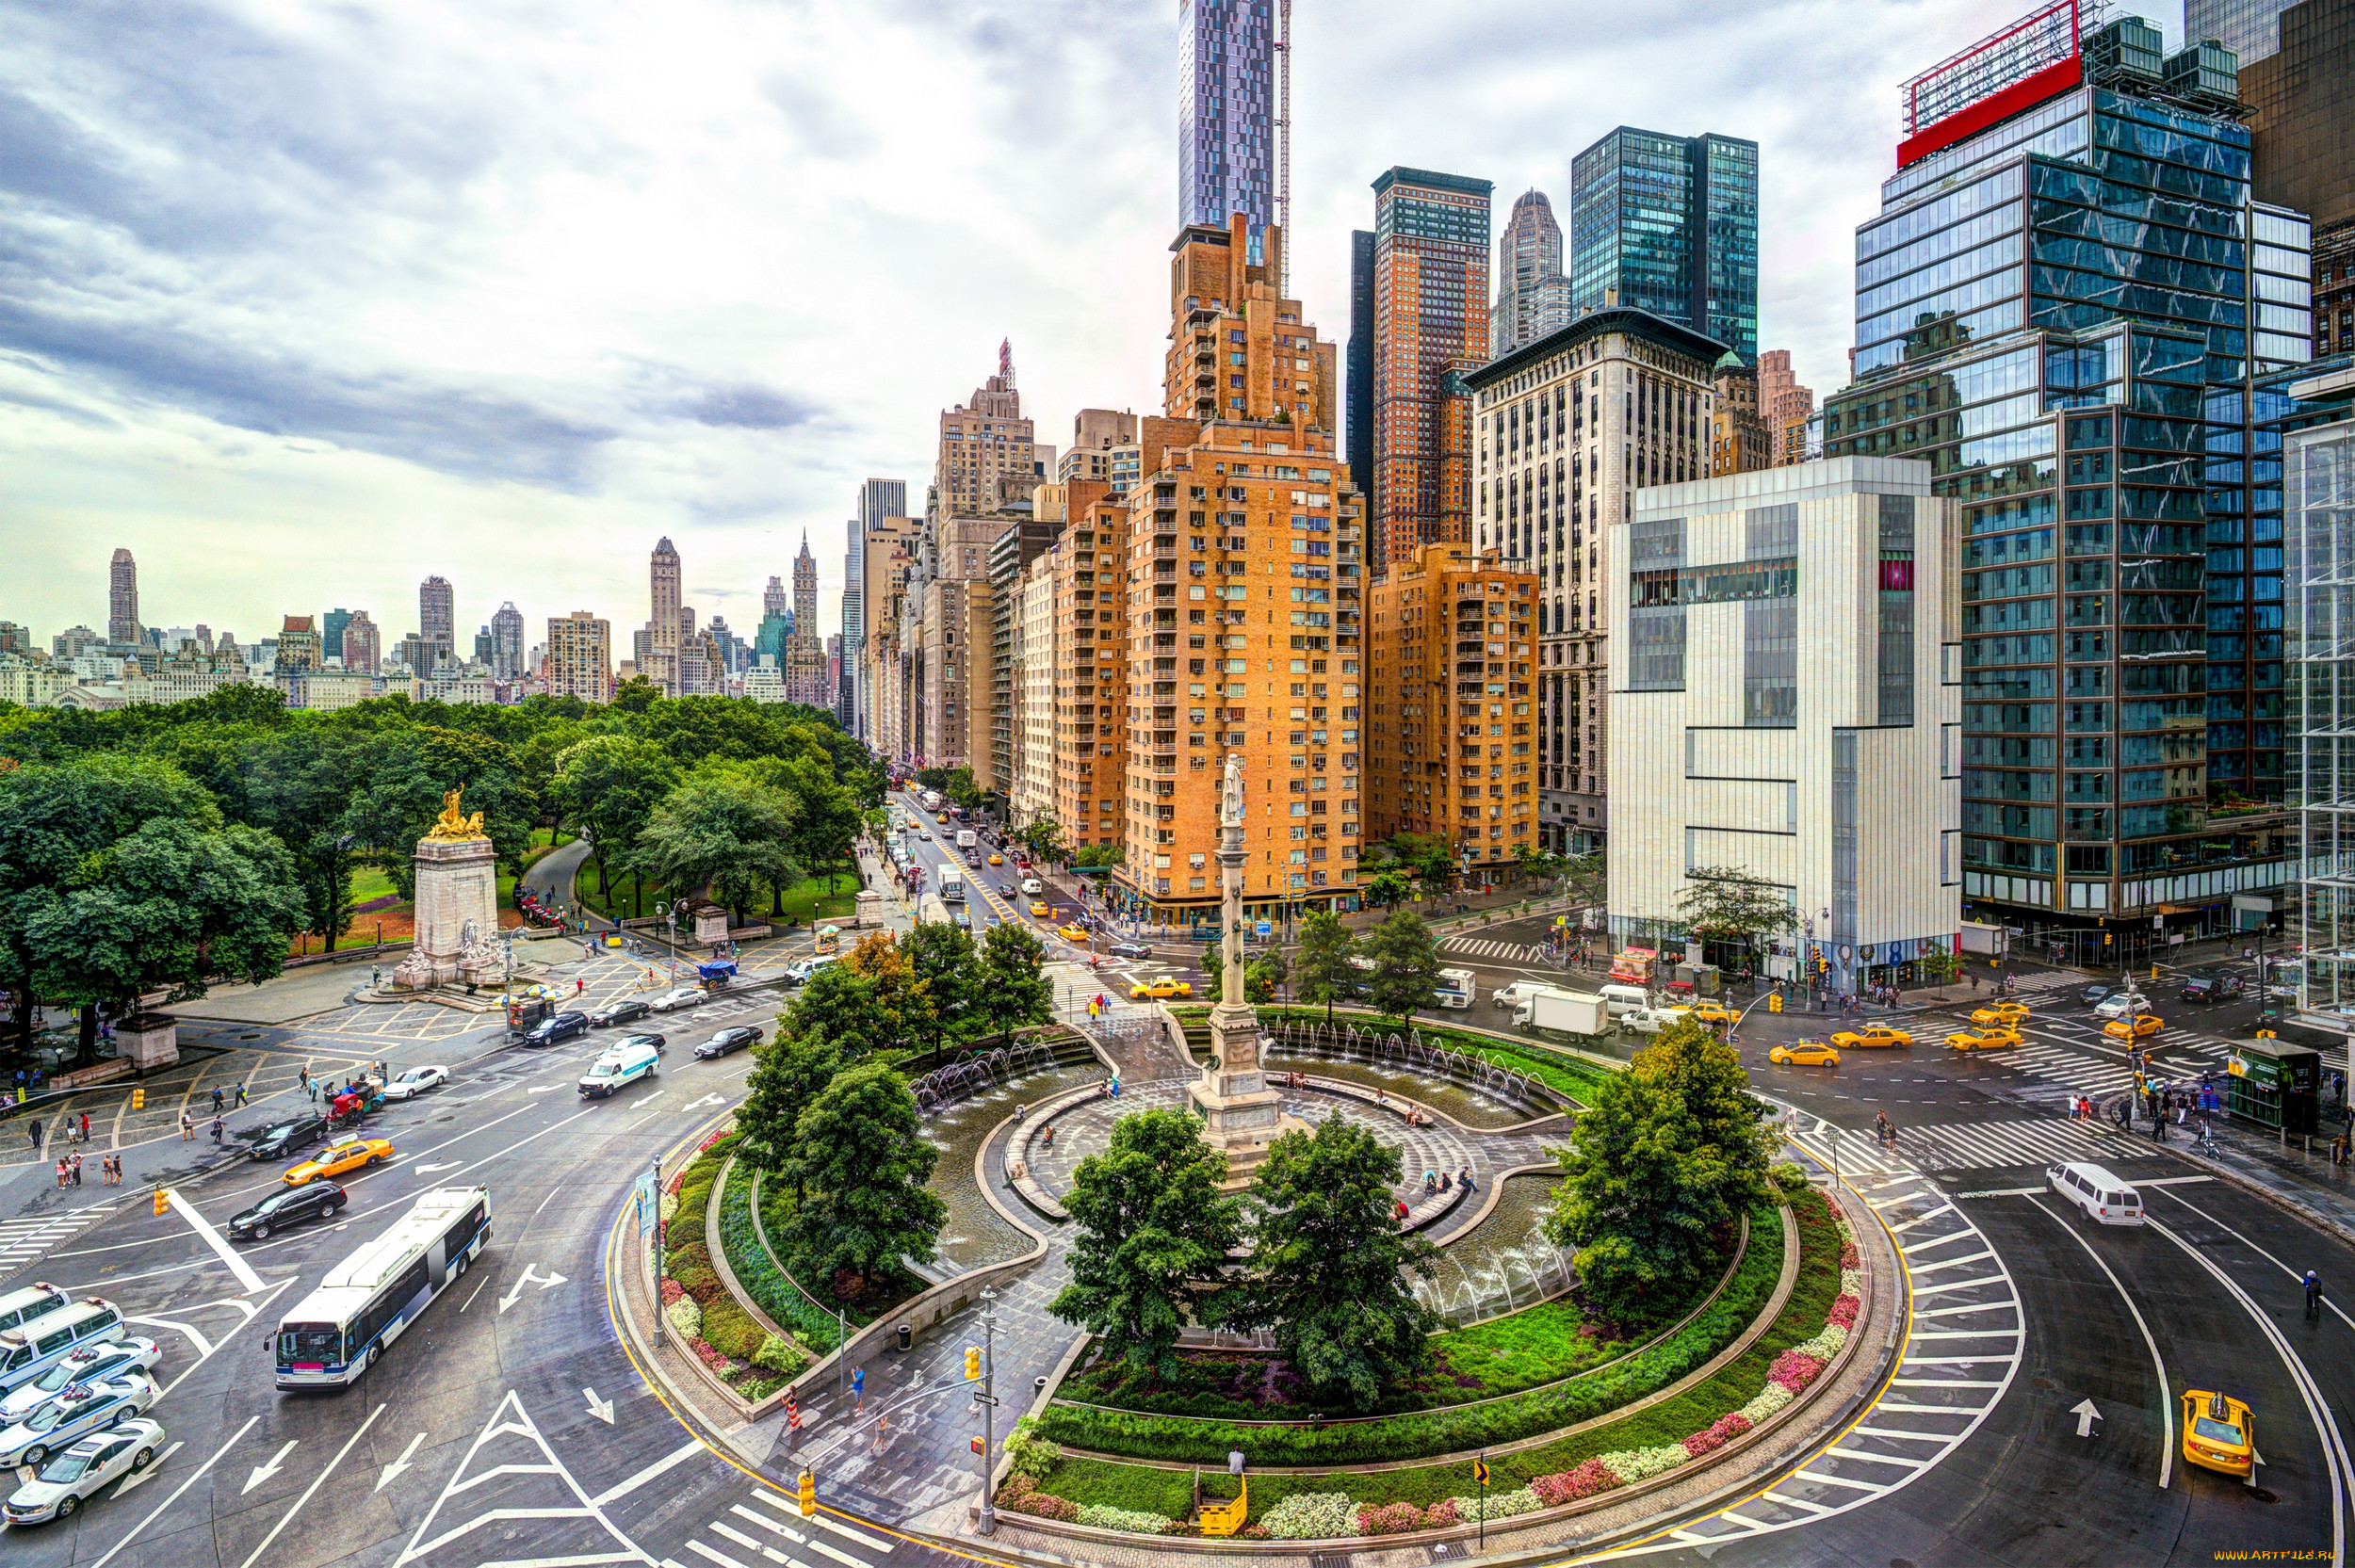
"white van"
0,1300,126,1394
785,955,839,987
2048,1161,2144,1226
579,1039,661,1099
1598,983,1650,1017
0,1284,69,1337
1620,1007,1683,1036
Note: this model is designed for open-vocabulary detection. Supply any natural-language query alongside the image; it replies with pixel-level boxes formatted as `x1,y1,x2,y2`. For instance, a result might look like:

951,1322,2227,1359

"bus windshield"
280,1325,341,1364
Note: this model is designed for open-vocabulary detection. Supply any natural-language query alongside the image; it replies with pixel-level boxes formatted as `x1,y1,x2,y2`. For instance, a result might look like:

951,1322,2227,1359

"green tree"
736,1033,842,1197
1358,909,1440,1025
975,922,1053,1039
776,1061,948,1298
1072,842,1125,868
1221,1114,1439,1411
1049,1107,1243,1381
1016,813,1065,865
1364,868,1413,910
1292,910,1361,1023
610,674,660,714
779,935,931,1064
628,765,804,926
901,919,979,1065
1245,946,1286,1004
1673,865,1796,962
239,726,370,951
342,726,538,897
1199,937,1227,1004
1544,1021,1771,1325
941,766,983,811
1385,832,1458,894
552,736,680,911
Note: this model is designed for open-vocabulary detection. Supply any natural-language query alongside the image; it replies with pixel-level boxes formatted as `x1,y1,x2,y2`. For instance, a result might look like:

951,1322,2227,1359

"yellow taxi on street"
1945,1026,2022,1052
987,851,1003,865
1685,1002,1734,1025
284,1137,395,1187
1030,900,1053,918
2104,1012,2165,1041
1129,978,1193,1000
1971,1002,2030,1026
2180,1390,2255,1477
1057,924,1091,944
1767,1041,1841,1067
1831,1023,1912,1049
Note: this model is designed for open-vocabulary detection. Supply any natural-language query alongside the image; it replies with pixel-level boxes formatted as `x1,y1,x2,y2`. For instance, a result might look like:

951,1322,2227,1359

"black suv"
694,1026,764,1060
1107,941,1153,961
524,1010,592,1047
2181,974,2247,1004
589,998,651,1027
227,1181,347,1241
245,1115,329,1161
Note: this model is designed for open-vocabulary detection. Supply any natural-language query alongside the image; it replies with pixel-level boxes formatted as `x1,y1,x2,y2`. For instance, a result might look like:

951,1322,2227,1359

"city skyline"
0,0,2196,639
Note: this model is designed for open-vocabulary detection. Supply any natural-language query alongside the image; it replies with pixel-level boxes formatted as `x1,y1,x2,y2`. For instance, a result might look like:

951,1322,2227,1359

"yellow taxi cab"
1057,924,1091,944
2104,1012,2164,1041
2179,1389,2255,1477
1971,1002,2030,1026
1685,1002,1734,1025
1030,900,1053,918
284,1137,395,1187
1129,978,1193,1000
1831,1023,1912,1049
1945,1026,2021,1052
987,852,1003,865
1767,1041,1840,1067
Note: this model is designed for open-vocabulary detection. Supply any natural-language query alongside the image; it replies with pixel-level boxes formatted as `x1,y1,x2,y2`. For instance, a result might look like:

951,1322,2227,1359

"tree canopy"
1292,910,1361,1023
773,1061,948,1298
1358,909,1440,1024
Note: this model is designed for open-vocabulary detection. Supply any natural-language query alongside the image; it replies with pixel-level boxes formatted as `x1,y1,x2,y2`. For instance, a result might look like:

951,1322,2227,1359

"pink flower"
1828,1295,1860,1328
659,1278,685,1305
1681,1413,1753,1457
1356,1502,1424,1536
1769,1349,1825,1392
1532,1460,1622,1505
1839,1244,1860,1269
1421,1499,1461,1528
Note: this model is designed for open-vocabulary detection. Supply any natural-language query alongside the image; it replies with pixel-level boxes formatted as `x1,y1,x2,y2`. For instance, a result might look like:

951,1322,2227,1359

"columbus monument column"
1186,752,1307,1189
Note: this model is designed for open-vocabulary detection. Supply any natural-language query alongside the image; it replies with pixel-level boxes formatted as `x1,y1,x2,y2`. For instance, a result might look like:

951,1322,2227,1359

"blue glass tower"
1568,128,1758,365
1178,0,1273,246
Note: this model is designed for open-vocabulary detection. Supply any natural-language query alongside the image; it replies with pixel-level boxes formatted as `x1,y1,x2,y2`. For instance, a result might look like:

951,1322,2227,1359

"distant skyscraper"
857,479,907,529
648,538,681,694
793,539,820,638
1569,128,1758,364
418,575,455,671
934,347,1037,516
107,548,139,645
322,607,351,662
1492,189,1573,356
1347,229,1375,500
341,611,381,676
1178,0,1274,243
787,535,827,705
2186,0,2294,62
490,601,526,680
544,611,611,701
1370,167,1493,574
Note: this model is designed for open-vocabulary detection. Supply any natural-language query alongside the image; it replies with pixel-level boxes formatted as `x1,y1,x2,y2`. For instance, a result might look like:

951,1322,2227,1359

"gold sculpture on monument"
426,786,489,842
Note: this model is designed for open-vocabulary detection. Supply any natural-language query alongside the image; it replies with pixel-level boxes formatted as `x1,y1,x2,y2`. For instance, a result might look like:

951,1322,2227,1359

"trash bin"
1034,1376,1048,1395
896,1323,912,1352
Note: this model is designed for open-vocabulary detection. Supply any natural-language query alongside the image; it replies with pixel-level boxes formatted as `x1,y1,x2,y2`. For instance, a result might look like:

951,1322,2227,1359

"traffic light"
153,1188,170,1217
1767,994,1782,1013
964,1346,982,1381
131,1088,145,1111
796,1469,815,1517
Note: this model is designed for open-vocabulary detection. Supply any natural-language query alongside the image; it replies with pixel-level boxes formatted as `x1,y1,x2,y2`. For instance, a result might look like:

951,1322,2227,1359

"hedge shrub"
701,1292,767,1363
719,1160,839,1351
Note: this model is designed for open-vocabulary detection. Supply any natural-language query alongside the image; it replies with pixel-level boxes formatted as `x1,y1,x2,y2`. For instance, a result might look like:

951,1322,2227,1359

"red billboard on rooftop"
1897,0,2083,169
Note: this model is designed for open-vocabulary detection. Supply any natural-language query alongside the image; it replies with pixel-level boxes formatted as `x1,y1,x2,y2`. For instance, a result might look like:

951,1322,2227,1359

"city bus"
938,865,966,903
273,1187,490,1388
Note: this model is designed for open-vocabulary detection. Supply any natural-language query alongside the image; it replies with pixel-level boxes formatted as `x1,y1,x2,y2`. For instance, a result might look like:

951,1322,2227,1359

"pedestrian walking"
54,1157,67,1188
78,1111,89,1142
69,1153,81,1186
24,1117,38,1152
210,1114,224,1145
236,1083,248,1108
211,1085,223,1114
2306,1270,2324,1320
371,965,382,988
300,1066,310,1095
180,1111,193,1140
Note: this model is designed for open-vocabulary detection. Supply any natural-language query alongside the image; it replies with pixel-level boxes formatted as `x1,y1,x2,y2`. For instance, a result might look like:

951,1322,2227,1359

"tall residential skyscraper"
341,611,381,677
107,548,138,645
1347,229,1375,507
647,538,681,694
1370,168,1493,575
787,535,827,705
762,575,788,623
1178,0,1274,243
856,479,907,529
1492,189,1573,357
2186,0,2295,61
418,575,455,672
934,347,1038,516
489,601,527,680
2240,0,2355,243
1569,128,1759,365
544,612,612,702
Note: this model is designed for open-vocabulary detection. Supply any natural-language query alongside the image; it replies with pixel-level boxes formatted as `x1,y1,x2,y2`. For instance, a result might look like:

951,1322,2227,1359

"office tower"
473,627,495,665
2284,363,2355,1024
2316,224,2355,358
416,575,455,673
645,538,681,694
1179,0,1274,241
2240,0,2355,252
1364,545,1539,863
1106,212,1363,925
1610,461,1961,987
321,608,351,663
763,575,788,623
489,601,526,680
1709,351,1771,475
544,612,612,702
857,479,907,529
339,612,381,676
1757,349,1817,465
2186,0,2298,61
934,345,1038,517
1370,168,1494,575
861,516,922,755
1467,303,1720,852
1492,190,1573,357
1822,8,2313,933
984,513,1063,797
107,548,138,645
1347,230,1375,507
1570,128,1759,366
788,535,827,705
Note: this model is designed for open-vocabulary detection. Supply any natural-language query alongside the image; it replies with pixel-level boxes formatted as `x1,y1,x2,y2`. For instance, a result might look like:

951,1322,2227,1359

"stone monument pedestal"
390,800,505,992
693,904,730,947
118,1012,179,1071
854,888,884,929
1189,1001,1310,1191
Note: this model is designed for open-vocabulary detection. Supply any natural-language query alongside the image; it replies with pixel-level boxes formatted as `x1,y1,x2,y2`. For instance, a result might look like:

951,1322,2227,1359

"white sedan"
0,1337,162,1422
381,1066,448,1102
649,987,706,1013
4,1417,165,1525
0,1375,158,1470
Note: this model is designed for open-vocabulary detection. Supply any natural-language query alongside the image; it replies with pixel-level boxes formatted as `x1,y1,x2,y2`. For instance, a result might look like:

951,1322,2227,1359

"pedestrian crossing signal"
131,1089,145,1111
153,1188,169,1216
797,1469,815,1517
964,1346,982,1381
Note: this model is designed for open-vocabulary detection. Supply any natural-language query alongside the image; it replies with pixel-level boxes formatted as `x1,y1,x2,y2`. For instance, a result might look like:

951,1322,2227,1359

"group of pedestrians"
51,1152,122,1186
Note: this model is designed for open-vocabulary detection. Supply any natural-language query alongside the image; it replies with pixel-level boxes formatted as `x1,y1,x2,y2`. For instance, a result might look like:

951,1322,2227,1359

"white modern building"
1606,457,1960,991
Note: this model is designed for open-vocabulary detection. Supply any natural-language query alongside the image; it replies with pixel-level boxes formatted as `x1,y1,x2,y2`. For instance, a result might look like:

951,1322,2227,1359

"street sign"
1256,920,1272,939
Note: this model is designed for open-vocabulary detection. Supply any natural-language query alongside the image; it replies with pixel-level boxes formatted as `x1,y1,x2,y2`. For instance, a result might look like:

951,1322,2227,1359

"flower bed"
1015,1189,1860,1535
660,1134,812,1401
719,1160,840,1354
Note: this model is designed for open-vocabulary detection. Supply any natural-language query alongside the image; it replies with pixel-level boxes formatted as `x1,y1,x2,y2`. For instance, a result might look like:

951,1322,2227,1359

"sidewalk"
2152,1106,2355,1249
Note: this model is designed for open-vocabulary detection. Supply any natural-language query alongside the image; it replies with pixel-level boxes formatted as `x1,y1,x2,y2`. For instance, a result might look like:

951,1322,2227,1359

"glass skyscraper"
1821,15,2314,948
2186,0,2296,63
1568,128,1758,366
1178,0,1273,242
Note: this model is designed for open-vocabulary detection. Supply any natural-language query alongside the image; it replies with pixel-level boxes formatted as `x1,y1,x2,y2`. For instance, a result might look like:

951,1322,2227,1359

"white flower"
1839,1268,1863,1296
1261,1493,1356,1540
1450,1488,1540,1521
1074,1505,1176,1535
1793,1324,1849,1360
665,1298,702,1341
1740,1382,1795,1423
1598,1445,1688,1484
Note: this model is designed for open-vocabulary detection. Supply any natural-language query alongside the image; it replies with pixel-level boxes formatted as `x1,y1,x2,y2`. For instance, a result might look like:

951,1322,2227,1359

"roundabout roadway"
0,992,983,1568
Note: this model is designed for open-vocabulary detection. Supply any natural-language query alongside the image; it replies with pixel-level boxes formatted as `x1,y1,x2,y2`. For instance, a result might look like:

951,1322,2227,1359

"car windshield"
31,1355,112,1394
260,1123,300,1140
23,1399,78,1431
35,1449,96,1482
2193,1414,2244,1445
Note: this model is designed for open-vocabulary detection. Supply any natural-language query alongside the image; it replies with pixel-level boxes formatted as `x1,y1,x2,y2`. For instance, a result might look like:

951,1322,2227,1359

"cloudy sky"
0,0,2184,652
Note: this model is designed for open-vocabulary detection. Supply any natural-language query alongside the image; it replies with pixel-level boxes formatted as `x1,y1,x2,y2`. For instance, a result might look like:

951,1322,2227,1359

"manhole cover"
434,1115,457,1123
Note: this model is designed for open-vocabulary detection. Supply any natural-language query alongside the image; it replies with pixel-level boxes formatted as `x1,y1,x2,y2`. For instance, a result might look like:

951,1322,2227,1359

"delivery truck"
1514,987,1609,1038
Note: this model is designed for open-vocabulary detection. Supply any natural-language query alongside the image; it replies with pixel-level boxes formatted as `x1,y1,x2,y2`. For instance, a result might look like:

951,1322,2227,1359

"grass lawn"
349,865,398,906
577,868,857,926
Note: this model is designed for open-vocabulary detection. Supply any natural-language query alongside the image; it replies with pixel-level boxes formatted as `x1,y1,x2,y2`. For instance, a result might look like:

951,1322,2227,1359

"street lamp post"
975,1285,1000,1535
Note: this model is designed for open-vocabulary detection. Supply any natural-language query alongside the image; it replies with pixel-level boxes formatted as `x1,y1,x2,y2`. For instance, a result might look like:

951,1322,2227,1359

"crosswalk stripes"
1894,1115,2162,1172
668,1489,896,1568
1439,936,1563,965
0,1204,115,1278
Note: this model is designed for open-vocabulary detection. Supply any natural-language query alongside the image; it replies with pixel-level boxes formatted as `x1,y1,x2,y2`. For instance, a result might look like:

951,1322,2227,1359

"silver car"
0,1336,162,1422
0,1374,158,1469
649,987,706,1012
3,1417,165,1524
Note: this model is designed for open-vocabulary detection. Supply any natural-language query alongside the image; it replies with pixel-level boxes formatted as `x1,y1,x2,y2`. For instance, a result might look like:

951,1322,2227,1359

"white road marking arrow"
682,1093,726,1111
414,1162,460,1175
374,1431,427,1494
111,1440,183,1498
528,1085,556,1093
583,1387,614,1424
497,1265,570,1312
2071,1398,2102,1437
242,1439,299,1495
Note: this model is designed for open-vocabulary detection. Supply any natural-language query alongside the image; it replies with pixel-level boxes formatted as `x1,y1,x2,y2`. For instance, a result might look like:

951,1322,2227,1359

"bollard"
896,1323,913,1352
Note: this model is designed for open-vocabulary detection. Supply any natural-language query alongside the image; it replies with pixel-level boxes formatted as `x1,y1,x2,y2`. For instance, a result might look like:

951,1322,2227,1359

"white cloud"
0,0,2184,646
